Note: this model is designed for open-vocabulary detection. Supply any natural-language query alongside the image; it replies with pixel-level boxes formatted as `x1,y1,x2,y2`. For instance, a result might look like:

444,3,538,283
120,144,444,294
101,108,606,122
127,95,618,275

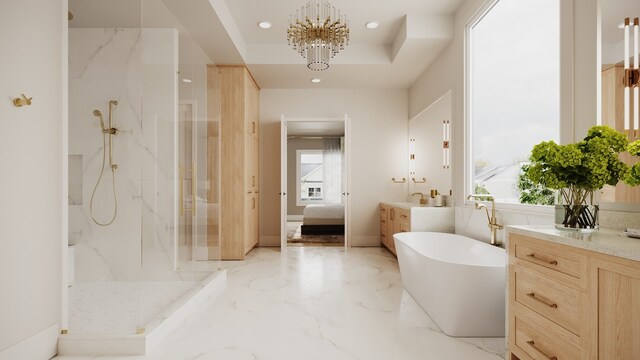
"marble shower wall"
69,28,179,281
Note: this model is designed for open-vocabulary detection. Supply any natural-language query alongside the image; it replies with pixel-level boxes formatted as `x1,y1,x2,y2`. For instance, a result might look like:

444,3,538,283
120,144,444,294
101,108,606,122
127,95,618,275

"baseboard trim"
57,270,227,356
259,236,280,247
0,323,58,360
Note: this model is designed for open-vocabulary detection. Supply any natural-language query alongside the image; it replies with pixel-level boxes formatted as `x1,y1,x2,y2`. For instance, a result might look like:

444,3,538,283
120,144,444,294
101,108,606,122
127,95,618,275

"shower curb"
57,270,227,356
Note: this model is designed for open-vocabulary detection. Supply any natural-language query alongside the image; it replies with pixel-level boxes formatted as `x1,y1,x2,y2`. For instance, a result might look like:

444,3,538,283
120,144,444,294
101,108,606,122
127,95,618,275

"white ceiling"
224,0,464,89
601,0,640,64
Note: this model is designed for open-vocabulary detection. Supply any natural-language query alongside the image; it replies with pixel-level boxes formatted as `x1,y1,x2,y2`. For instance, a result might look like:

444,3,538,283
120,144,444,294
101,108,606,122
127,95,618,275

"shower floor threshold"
58,270,227,356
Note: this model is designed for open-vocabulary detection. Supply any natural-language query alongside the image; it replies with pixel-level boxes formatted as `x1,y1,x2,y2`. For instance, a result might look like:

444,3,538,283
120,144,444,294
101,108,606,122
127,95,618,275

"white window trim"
463,0,567,214
296,149,323,207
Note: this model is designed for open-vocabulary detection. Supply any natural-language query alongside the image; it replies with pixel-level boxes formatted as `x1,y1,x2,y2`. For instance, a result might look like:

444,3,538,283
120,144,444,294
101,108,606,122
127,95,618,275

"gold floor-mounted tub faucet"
467,194,503,246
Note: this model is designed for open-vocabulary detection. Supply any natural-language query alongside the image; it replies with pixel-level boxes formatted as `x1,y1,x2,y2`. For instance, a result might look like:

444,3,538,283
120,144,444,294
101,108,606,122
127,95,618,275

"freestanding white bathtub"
394,232,505,337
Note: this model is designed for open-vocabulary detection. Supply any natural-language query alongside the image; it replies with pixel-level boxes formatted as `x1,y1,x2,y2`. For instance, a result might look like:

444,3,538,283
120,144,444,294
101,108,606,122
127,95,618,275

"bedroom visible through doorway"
281,119,349,247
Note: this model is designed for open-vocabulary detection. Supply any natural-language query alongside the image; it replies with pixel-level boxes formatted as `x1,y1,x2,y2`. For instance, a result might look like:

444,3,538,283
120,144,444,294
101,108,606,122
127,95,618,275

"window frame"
296,149,324,207
463,0,565,214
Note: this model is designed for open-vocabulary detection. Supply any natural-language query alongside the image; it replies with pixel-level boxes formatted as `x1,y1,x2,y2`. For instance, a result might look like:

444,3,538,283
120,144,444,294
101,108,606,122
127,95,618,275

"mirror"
408,91,453,205
600,0,640,204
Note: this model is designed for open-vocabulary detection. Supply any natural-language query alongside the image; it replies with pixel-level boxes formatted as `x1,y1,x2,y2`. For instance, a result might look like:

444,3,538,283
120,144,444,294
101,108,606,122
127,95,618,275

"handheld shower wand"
90,100,119,226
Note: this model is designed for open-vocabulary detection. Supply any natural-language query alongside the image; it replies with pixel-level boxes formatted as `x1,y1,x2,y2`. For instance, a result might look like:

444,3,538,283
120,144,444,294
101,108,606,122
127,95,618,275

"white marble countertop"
506,225,640,262
381,201,453,210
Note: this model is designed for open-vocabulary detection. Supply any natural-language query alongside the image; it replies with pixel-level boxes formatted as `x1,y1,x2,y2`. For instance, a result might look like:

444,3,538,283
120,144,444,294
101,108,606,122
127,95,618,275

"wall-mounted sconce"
442,120,450,168
392,177,407,183
623,17,639,138
409,138,416,175
13,93,33,107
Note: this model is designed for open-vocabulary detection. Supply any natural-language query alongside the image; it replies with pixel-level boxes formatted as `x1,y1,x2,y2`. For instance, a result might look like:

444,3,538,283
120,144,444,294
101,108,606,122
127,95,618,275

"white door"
280,116,288,250
0,1,65,357
343,115,352,249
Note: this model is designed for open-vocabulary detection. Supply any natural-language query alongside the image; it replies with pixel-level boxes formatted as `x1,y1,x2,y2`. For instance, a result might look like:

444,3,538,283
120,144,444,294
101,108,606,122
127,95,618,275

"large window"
468,0,560,204
297,150,323,205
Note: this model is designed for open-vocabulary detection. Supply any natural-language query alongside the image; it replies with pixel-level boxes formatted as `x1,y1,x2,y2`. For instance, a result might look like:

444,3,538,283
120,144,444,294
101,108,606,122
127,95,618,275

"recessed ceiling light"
258,21,272,29
366,21,379,29
311,78,322,83
182,78,192,83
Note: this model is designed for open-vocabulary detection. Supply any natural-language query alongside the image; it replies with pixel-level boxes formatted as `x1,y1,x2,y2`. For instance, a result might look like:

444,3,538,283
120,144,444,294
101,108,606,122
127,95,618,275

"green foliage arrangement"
517,164,555,205
526,125,640,229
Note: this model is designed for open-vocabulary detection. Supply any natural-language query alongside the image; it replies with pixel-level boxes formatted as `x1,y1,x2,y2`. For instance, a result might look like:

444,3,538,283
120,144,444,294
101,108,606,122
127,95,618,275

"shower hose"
89,131,117,226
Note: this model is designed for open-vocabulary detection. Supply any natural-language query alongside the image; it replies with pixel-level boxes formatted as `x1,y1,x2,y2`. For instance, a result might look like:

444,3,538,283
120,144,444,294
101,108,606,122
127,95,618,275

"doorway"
280,116,351,251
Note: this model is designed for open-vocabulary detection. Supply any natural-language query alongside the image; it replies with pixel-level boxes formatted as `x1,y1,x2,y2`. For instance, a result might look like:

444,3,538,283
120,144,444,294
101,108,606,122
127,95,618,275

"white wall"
406,0,625,244
0,0,65,358
260,89,409,247
408,91,452,201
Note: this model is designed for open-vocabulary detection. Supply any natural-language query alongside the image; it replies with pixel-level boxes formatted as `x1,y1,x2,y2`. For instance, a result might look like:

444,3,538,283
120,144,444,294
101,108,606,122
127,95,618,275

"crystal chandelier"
287,0,350,71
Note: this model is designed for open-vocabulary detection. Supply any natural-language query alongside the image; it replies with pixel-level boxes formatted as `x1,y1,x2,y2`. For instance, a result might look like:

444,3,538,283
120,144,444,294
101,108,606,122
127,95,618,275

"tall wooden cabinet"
215,65,260,260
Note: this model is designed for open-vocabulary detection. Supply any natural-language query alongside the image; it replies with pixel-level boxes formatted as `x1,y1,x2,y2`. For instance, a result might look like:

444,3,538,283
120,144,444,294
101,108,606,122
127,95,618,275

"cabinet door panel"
598,262,640,360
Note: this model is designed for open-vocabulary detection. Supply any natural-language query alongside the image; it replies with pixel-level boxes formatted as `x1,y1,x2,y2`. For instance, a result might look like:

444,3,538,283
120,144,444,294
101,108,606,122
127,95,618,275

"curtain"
323,138,342,203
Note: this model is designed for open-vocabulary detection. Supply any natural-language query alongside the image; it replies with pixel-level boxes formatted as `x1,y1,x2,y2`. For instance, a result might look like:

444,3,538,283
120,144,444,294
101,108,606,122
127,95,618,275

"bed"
301,203,345,235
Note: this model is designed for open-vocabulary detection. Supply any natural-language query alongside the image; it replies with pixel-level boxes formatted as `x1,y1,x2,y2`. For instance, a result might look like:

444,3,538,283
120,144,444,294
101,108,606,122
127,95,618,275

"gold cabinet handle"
252,197,256,209
252,121,256,134
179,164,185,216
526,340,558,360
390,209,395,220
381,220,386,224
191,162,196,217
392,177,406,183
411,177,427,183
526,253,558,266
400,214,408,219
526,292,558,308
252,175,256,187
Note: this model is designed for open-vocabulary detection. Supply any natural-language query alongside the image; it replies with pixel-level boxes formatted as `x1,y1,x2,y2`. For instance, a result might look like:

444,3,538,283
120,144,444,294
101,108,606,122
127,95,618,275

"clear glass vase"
554,187,599,231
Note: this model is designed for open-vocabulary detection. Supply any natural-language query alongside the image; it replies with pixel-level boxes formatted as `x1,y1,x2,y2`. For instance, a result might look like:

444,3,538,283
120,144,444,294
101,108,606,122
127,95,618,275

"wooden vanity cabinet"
379,204,410,256
508,234,640,360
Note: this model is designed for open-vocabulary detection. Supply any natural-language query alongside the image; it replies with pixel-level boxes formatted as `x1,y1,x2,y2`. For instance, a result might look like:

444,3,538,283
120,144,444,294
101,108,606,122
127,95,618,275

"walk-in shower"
90,100,118,226
64,0,222,351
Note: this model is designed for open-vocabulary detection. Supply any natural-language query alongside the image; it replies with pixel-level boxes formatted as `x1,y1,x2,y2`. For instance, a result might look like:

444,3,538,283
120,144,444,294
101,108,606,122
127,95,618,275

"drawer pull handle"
381,220,386,224
527,253,558,266
527,292,558,308
526,340,557,360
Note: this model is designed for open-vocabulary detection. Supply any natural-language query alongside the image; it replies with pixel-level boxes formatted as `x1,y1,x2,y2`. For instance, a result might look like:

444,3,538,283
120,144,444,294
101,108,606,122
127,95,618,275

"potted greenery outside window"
527,126,640,231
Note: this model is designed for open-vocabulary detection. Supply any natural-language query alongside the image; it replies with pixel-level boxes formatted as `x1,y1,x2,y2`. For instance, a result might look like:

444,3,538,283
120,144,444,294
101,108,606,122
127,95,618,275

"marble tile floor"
56,247,505,360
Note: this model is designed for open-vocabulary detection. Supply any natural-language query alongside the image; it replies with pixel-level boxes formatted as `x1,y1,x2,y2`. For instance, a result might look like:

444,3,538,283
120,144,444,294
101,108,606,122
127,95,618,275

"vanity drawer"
514,235,584,280
380,205,389,220
399,220,409,233
513,310,580,360
398,209,410,221
514,267,581,336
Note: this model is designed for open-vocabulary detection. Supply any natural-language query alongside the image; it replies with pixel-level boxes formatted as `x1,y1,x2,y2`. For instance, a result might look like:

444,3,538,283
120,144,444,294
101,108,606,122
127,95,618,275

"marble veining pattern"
55,247,505,360
69,28,180,282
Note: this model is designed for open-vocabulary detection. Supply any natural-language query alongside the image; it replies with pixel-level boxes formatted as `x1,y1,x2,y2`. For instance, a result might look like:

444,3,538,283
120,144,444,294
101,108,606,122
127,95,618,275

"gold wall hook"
392,177,406,183
13,94,33,107
412,177,427,183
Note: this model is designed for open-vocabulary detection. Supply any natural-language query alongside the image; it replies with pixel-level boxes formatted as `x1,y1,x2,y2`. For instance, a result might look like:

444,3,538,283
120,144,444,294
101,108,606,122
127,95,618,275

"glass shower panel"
67,0,144,335
138,0,221,333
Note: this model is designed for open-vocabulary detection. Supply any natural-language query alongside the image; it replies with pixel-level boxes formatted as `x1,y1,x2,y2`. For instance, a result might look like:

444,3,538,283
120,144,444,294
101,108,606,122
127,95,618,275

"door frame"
280,115,352,252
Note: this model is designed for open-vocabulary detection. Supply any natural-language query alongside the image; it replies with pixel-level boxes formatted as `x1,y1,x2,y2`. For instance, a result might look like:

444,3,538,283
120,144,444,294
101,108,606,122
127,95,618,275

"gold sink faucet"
412,192,427,205
467,194,503,246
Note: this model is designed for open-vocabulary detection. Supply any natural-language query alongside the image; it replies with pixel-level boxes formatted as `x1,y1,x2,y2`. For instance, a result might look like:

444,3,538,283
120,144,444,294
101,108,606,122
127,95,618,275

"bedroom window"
297,150,324,205
467,0,560,205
